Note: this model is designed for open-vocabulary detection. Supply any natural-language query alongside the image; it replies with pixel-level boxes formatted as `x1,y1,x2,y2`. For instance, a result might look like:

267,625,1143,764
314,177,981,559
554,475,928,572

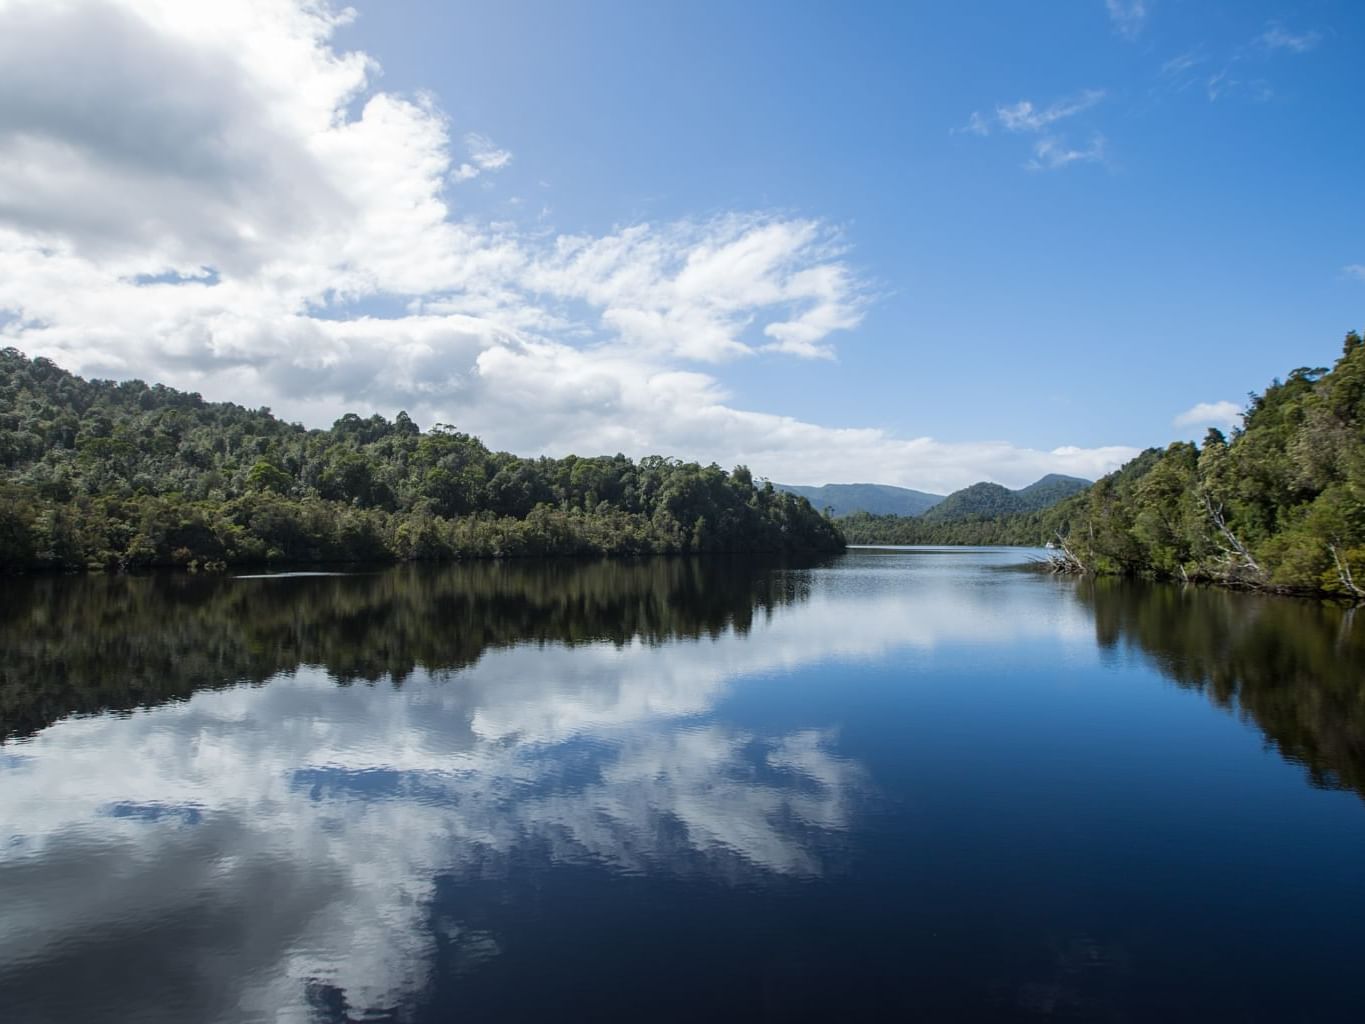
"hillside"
920,473,1091,522
1034,331,1365,597
1016,473,1094,508
778,474,1088,521
836,473,1092,546
775,482,944,517
0,349,844,571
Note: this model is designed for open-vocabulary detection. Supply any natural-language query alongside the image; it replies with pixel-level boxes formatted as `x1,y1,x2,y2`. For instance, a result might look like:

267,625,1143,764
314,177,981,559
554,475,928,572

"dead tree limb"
1046,532,1087,575
1201,494,1265,582
1330,543,1365,601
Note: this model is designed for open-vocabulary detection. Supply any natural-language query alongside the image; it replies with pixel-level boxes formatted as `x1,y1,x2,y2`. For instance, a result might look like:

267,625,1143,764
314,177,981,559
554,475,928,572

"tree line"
840,508,1054,546
0,349,843,571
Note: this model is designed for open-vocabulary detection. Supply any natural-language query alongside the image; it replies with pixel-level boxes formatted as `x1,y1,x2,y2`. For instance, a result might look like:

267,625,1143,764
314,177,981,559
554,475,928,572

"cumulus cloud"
1173,400,1242,431
0,0,1134,491
1343,264,1365,282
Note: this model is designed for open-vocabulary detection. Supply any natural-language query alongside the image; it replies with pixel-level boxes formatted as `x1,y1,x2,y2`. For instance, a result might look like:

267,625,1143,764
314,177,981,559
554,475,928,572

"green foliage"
0,349,843,571
1060,333,1365,597
840,508,1050,546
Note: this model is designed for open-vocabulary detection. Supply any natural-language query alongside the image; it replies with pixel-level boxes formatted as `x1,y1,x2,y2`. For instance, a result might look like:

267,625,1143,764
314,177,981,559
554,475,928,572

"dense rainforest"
850,331,1365,600
0,349,843,571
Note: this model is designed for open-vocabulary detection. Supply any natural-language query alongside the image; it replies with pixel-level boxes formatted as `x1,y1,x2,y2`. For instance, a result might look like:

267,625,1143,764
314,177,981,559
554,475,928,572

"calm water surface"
2,548,1364,1022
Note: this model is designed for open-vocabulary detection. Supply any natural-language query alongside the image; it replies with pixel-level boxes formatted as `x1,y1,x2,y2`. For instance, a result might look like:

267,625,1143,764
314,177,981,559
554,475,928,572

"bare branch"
1046,531,1087,575
1330,543,1365,601
1201,493,1265,582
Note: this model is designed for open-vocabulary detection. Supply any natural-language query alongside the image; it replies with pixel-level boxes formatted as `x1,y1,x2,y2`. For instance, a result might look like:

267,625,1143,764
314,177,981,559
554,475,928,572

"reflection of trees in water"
0,556,857,1023
1074,577,1365,799
0,557,826,741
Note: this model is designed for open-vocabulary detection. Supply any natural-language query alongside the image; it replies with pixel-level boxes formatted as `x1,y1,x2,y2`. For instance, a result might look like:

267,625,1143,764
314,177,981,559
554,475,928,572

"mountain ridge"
777,473,1090,520
773,482,945,517
922,473,1091,522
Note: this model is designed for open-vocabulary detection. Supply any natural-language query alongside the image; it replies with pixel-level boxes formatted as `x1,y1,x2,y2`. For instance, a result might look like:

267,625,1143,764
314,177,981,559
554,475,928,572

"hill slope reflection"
0,559,814,740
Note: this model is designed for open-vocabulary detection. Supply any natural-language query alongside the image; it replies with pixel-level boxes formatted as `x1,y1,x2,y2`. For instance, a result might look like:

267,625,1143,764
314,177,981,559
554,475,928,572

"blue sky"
0,0,1361,489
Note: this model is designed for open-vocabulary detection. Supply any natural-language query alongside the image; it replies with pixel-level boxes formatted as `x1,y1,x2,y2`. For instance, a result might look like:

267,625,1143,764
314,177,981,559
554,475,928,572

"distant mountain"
774,482,945,518
921,473,1090,522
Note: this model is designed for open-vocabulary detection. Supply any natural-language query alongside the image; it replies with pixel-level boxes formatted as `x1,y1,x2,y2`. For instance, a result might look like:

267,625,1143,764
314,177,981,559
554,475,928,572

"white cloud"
0,627,867,1016
1173,400,1242,431
465,132,511,171
0,0,1134,492
996,90,1105,134
1343,264,1365,282
1259,23,1322,54
451,131,512,183
959,92,1109,174
1105,0,1148,38
1027,135,1107,171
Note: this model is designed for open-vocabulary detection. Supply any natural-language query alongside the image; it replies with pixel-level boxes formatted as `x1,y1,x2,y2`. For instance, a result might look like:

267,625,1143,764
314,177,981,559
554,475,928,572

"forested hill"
839,473,1091,545
920,473,1090,522
0,349,843,571
848,331,1365,599
774,482,944,517
1042,331,1365,598
777,474,1087,520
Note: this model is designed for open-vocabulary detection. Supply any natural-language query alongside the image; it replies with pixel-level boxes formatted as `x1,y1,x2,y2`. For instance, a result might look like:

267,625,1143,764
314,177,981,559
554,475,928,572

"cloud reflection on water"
0,552,1090,1020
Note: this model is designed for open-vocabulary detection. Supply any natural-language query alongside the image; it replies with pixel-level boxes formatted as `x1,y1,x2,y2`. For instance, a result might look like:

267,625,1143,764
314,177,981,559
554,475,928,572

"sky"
0,0,1361,492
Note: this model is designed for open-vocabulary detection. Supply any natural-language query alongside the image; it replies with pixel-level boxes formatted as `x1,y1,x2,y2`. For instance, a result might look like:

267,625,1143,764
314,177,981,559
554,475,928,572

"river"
1,547,1362,1021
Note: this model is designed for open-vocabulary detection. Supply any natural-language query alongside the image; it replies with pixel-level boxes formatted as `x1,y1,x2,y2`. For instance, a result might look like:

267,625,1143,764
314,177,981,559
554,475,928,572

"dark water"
2,548,1364,1023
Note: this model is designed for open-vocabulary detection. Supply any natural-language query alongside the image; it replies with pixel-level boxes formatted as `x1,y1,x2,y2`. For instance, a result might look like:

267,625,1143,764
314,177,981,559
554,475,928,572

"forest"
849,331,1365,599
840,507,1057,547
0,349,844,571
